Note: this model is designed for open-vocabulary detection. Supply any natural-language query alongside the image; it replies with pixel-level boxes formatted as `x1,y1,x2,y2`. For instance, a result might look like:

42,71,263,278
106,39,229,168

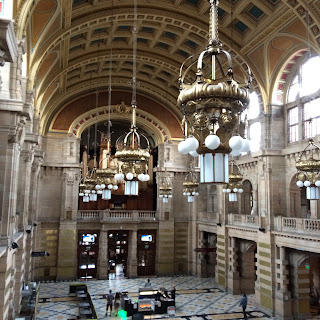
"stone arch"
67,104,171,146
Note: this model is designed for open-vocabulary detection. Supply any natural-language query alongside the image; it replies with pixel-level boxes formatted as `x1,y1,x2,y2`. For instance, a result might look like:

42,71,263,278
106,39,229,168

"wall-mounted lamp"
26,225,32,234
11,242,19,249
258,228,265,232
217,223,222,227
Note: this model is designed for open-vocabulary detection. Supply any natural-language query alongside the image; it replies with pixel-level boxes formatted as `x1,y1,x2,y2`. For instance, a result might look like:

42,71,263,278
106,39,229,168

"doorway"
137,230,156,276
108,231,129,278
77,231,99,279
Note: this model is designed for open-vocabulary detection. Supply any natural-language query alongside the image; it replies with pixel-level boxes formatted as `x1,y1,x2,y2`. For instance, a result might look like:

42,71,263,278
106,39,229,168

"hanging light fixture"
296,139,320,200
158,172,173,203
183,172,199,203
78,91,100,202
222,159,243,202
177,0,252,184
94,28,119,201
114,0,150,196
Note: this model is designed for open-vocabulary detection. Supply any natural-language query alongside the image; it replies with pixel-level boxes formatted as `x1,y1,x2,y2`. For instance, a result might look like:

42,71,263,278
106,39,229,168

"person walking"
239,293,247,319
106,289,114,316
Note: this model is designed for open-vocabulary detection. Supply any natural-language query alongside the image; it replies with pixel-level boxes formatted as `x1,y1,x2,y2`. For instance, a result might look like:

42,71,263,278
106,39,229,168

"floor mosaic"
35,276,319,320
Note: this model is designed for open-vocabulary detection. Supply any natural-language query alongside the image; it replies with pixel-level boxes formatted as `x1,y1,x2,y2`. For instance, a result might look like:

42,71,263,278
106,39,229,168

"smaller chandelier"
95,167,118,200
183,172,199,203
222,160,243,202
296,138,320,200
158,172,173,203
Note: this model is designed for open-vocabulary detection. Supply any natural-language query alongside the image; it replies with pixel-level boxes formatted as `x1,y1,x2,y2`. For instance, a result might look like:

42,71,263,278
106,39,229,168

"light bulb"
304,180,311,187
126,172,134,180
178,140,189,154
296,180,304,188
229,136,243,150
241,139,250,153
205,134,220,150
189,150,199,157
185,136,199,152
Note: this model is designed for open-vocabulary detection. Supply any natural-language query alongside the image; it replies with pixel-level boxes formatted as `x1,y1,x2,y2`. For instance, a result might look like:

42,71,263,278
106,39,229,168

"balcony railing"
275,217,320,234
228,213,260,227
78,210,156,222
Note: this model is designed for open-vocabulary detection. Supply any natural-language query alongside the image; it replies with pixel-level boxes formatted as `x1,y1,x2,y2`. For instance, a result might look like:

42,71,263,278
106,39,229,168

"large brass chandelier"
296,139,320,200
222,160,243,202
114,0,150,196
177,0,251,184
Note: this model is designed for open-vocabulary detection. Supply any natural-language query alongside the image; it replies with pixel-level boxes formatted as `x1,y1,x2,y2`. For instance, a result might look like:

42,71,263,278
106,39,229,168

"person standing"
114,292,121,316
306,209,311,219
239,293,247,319
106,289,114,316
144,278,152,288
171,286,176,301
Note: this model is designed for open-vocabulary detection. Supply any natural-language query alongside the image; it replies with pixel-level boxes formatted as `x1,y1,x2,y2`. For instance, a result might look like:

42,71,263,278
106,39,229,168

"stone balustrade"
78,210,156,221
228,213,260,227
275,217,320,233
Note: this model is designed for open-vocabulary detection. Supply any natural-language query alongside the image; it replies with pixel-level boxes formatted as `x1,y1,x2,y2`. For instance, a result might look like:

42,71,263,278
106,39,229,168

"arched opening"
289,175,309,218
241,180,253,215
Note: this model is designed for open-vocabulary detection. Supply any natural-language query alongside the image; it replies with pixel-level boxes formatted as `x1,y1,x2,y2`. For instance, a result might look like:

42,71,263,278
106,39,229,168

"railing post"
103,209,110,220
132,210,138,220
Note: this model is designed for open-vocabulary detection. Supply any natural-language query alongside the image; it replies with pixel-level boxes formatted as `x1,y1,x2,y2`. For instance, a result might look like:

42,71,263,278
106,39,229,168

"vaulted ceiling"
14,0,320,141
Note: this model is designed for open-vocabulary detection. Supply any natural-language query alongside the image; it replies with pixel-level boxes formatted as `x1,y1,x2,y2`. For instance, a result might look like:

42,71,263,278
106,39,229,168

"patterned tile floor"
35,276,319,320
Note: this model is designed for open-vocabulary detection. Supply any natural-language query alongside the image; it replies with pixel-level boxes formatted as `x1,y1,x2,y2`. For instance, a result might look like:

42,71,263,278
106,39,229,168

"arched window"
287,56,320,143
247,91,260,120
242,91,261,152
288,56,320,103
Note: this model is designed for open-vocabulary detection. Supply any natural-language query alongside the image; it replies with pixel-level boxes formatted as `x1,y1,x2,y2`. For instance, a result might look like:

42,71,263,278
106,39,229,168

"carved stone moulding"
0,19,18,63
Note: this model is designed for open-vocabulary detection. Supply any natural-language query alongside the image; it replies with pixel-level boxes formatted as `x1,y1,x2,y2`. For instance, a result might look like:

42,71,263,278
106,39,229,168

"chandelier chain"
131,0,138,107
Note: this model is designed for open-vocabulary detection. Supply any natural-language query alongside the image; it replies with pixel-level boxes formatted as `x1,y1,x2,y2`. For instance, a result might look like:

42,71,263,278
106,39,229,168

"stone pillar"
97,227,109,279
216,227,228,287
227,237,240,294
0,113,25,247
291,264,311,319
61,168,80,221
275,246,292,319
156,170,175,275
127,229,138,278
255,234,275,314
27,152,43,283
56,221,77,280
13,240,24,316
0,249,16,320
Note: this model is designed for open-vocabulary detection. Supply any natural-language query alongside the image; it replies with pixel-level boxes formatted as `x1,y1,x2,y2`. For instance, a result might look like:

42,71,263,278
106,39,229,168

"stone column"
27,152,43,283
156,170,175,275
291,263,311,319
0,114,25,247
97,227,109,279
56,221,77,280
227,237,240,294
275,246,292,319
127,229,138,278
13,241,24,316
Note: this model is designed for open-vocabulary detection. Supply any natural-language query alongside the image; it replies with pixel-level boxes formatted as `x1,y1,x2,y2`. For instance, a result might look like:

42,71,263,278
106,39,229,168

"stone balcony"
77,209,157,223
